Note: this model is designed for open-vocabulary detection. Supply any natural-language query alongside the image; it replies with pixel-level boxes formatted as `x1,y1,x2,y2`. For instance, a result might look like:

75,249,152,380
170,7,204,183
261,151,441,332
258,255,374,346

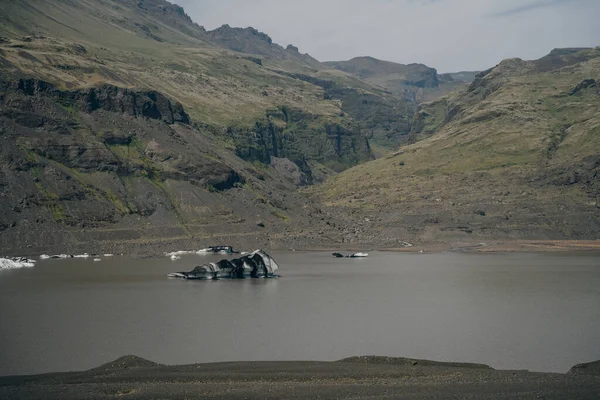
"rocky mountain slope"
325,57,440,96
0,0,417,254
0,76,339,255
1,0,598,253
324,57,479,147
315,48,600,243
324,57,477,105
207,24,323,70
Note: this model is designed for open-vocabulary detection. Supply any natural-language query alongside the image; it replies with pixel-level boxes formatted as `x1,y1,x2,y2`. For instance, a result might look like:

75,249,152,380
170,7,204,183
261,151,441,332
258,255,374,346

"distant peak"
92,355,159,371
286,44,299,52
548,47,591,57
351,56,378,62
209,25,273,44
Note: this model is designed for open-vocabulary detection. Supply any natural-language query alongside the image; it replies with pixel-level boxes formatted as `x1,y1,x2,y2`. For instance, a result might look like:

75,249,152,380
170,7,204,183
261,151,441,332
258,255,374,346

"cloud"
489,0,580,17
177,0,600,72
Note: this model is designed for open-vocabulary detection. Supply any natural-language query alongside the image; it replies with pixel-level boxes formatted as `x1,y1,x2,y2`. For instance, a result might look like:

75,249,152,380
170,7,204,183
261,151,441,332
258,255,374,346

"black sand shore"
1,356,599,399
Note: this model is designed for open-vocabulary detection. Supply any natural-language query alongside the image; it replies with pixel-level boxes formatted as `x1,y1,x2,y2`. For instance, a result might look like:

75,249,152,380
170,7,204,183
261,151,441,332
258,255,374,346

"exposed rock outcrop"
568,360,600,375
13,79,190,125
206,24,322,68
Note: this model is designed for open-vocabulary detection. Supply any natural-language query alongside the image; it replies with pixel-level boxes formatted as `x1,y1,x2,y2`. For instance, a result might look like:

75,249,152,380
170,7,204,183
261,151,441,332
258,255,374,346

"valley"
0,0,598,256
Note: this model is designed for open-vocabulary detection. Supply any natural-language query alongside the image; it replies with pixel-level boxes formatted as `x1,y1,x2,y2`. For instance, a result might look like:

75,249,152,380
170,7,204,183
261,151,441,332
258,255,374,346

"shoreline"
3,239,600,260
1,355,598,399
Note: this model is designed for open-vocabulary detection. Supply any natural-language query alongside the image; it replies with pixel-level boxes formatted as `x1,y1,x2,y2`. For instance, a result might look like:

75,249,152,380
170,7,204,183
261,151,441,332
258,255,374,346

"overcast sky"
177,0,599,72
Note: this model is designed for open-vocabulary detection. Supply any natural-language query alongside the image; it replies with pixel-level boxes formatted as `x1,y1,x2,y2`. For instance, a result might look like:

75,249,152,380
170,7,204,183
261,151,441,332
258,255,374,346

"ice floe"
165,246,238,258
40,254,72,259
332,252,369,258
168,250,278,280
0,257,37,269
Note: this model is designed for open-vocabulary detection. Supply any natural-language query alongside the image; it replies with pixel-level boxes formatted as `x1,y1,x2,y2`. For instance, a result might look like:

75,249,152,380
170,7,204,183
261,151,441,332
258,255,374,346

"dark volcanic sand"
1,356,599,399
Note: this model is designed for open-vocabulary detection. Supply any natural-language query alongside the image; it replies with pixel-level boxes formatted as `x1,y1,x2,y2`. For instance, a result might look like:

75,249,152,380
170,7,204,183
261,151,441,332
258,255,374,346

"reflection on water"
0,251,599,375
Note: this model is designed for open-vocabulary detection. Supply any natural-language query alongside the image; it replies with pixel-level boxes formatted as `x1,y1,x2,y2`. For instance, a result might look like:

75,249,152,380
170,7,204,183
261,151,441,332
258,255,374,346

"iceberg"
168,250,279,280
350,252,369,258
40,254,72,259
166,246,238,258
197,246,237,255
0,257,37,269
165,250,196,257
331,252,369,258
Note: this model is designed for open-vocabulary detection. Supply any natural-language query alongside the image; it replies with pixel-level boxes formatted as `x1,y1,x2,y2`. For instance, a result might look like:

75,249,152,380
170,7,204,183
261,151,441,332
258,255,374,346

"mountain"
323,57,481,147
0,0,419,254
315,48,600,244
324,57,439,100
1,0,597,253
438,71,480,83
206,24,323,70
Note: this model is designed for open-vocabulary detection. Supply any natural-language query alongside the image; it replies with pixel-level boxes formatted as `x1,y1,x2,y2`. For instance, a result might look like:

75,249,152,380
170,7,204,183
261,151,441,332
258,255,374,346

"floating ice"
332,252,369,258
93,258,102,262
0,257,36,269
165,246,237,258
350,252,369,258
40,254,72,260
165,250,196,257
168,250,279,280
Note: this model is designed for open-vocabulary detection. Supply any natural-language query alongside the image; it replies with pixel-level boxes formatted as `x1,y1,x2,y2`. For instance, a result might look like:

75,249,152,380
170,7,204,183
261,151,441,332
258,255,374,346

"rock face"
12,79,190,124
324,56,441,108
322,56,458,147
569,79,597,95
318,48,600,243
0,77,323,253
568,360,600,375
115,0,212,44
325,57,439,88
274,70,414,149
206,25,322,68
228,106,373,183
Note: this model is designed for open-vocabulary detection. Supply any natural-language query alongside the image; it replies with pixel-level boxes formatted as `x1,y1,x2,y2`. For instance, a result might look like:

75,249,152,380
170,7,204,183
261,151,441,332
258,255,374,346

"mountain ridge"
0,0,598,254
0,0,396,254
314,47,600,243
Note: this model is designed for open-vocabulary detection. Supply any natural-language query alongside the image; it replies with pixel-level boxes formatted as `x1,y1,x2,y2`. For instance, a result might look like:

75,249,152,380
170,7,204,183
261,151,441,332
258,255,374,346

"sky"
177,0,600,72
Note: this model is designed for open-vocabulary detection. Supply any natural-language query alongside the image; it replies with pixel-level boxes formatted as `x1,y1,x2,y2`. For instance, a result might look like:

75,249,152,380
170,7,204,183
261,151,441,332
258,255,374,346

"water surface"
1,251,599,375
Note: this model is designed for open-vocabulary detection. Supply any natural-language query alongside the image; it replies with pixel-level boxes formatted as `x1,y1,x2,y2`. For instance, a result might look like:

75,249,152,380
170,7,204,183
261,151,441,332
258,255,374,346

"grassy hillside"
315,48,600,243
0,0,411,253
0,0,410,168
324,56,480,147
324,56,439,91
